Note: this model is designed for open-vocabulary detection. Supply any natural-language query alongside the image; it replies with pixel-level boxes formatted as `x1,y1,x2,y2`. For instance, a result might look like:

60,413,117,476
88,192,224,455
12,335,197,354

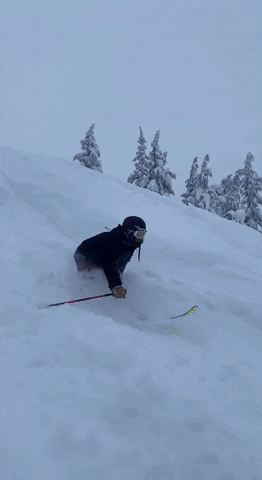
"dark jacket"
75,225,138,290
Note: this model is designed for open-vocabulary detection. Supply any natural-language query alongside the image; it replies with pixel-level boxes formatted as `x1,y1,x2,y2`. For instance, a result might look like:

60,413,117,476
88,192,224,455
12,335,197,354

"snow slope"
1,146,262,480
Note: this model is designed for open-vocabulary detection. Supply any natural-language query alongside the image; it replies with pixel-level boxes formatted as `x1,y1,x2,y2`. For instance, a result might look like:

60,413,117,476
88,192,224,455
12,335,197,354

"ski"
160,305,198,333
169,305,198,320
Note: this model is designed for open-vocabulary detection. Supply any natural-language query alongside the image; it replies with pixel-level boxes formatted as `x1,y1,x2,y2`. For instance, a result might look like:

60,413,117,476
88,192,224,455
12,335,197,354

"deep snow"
1,146,262,480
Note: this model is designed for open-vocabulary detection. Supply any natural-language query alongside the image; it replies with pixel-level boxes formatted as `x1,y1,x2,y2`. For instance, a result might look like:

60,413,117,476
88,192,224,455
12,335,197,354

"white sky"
1,0,262,186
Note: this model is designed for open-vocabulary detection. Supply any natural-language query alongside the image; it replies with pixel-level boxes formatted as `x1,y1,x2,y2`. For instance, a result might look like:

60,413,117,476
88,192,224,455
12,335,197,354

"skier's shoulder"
107,224,123,236
89,224,123,242
77,225,124,253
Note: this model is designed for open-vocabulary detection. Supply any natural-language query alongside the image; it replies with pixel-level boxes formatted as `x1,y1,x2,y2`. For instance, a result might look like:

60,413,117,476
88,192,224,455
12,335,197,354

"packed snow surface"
1,147,262,480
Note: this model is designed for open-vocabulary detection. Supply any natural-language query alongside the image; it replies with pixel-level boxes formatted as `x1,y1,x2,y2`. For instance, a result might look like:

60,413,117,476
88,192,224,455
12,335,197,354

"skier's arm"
103,261,123,291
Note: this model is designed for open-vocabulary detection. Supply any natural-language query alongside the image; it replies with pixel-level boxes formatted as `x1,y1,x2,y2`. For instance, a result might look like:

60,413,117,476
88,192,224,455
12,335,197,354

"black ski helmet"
122,216,146,261
122,216,146,231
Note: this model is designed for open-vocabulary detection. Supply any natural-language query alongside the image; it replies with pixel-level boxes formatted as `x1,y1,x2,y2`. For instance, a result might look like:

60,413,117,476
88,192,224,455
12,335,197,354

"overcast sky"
1,0,262,189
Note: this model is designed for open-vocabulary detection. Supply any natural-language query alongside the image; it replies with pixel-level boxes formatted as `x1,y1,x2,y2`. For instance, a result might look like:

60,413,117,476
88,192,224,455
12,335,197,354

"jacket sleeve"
103,261,123,290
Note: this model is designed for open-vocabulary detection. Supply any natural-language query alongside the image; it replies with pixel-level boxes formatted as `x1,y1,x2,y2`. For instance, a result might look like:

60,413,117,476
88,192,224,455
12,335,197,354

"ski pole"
39,293,113,308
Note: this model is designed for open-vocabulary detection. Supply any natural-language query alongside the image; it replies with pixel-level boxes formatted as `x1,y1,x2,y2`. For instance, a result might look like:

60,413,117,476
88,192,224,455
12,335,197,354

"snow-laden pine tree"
146,131,176,196
195,155,212,210
73,123,103,173
182,155,212,209
234,153,262,231
127,127,149,188
181,157,199,205
207,184,222,215
206,173,241,217
211,173,241,217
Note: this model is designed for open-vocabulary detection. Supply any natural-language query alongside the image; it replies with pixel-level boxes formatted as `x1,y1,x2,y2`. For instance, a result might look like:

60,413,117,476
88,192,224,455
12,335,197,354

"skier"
74,216,147,298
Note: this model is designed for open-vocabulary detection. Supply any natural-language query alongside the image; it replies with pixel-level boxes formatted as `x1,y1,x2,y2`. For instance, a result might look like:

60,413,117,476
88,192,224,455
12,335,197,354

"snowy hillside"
1,146,262,480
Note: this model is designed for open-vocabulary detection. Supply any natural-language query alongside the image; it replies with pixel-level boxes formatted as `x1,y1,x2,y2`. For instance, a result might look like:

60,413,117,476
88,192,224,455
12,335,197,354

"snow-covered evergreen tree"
196,155,211,189
181,157,199,206
221,174,241,212
195,155,212,210
182,155,212,209
181,151,262,234
208,184,223,215
146,131,176,196
208,174,241,217
127,127,149,188
234,153,262,231
215,174,241,216
73,123,103,173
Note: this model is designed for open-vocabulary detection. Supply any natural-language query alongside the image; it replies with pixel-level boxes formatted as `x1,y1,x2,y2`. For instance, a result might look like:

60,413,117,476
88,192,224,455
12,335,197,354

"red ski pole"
39,293,113,308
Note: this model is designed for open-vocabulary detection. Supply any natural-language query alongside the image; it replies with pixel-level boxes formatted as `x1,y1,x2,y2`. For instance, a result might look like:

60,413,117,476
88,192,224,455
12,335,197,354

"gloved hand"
112,286,127,299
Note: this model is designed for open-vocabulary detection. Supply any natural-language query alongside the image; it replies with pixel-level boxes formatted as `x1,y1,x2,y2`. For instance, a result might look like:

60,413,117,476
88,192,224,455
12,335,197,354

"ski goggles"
133,228,147,240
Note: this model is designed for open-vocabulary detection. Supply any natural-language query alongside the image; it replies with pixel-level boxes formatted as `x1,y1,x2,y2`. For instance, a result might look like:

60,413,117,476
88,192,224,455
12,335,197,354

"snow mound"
1,146,262,480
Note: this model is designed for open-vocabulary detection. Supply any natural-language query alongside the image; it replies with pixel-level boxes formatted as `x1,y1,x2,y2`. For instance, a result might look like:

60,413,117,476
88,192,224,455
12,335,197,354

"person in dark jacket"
74,216,147,298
